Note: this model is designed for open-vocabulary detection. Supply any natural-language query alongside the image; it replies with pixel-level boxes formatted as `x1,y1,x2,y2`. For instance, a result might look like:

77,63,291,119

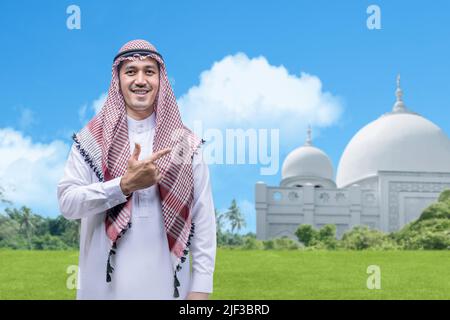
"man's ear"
117,65,123,94
117,61,124,74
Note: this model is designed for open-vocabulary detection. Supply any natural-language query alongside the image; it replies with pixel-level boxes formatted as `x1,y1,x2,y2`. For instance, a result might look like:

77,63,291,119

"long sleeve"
57,144,128,220
189,152,217,293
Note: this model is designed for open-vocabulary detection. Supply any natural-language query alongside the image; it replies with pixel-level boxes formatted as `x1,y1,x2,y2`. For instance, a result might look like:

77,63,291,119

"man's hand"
186,292,210,300
120,143,172,195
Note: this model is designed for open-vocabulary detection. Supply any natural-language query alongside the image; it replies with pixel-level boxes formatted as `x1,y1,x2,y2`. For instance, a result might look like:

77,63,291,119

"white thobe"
57,112,216,300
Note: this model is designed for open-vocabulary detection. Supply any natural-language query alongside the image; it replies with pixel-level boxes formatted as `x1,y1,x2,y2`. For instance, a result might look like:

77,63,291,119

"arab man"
57,40,216,300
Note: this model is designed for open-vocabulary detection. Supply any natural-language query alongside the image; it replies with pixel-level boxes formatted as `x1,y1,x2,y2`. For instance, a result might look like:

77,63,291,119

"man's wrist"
120,177,132,196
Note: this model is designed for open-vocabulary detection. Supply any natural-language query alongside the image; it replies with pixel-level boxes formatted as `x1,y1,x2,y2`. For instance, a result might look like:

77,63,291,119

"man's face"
119,57,160,119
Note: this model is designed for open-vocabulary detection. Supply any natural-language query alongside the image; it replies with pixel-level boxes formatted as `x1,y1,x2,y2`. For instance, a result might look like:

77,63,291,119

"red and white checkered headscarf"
73,40,203,298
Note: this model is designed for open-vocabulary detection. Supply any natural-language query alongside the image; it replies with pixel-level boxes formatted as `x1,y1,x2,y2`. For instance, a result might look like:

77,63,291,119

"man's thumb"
131,143,141,160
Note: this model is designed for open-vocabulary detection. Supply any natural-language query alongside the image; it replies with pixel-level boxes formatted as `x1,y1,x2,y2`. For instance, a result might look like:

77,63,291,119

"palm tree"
215,209,225,236
18,207,35,250
225,199,246,234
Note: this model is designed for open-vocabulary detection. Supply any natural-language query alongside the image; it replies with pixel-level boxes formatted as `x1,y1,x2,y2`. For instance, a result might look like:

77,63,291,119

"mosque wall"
256,171,450,240
378,171,450,232
256,182,380,240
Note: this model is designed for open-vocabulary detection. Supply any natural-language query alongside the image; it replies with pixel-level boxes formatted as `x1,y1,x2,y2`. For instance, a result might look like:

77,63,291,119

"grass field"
0,249,449,299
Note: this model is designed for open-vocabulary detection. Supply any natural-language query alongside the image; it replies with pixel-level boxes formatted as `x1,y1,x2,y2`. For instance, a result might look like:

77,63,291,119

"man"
57,40,216,300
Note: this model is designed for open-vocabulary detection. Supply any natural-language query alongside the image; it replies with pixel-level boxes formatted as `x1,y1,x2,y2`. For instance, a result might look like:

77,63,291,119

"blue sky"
0,0,449,234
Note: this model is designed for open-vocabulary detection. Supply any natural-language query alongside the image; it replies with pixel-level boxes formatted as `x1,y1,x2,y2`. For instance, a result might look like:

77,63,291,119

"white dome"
336,111,450,187
282,145,334,181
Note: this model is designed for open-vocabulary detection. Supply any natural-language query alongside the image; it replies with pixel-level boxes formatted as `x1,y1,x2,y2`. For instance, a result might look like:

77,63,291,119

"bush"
295,225,319,247
0,236,29,250
318,224,336,242
394,191,450,250
417,202,450,222
393,219,450,250
263,236,301,250
438,189,450,203
263,239,275,250
341,226,389,250
217,231,248,248
417,231,450,250
32,234,69,250
0,217,20,243
242,237,264,250
318,224,338,249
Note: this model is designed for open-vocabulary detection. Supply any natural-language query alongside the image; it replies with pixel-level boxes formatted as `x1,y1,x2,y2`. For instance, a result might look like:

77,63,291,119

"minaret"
305,124,312,146
393,74,408,113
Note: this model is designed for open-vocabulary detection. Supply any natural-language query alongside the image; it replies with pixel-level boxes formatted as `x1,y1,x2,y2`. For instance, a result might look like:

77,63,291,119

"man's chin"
128,104,154,113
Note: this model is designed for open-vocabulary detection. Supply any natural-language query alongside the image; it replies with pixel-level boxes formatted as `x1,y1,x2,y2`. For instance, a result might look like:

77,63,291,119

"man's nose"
135,71,146,85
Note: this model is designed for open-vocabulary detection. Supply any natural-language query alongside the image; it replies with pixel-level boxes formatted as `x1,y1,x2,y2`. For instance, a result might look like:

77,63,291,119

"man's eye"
146,71,155,75
126,71,135,75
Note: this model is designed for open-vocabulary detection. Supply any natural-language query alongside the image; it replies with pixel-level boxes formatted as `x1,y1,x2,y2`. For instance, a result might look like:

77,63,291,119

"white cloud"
78,103,88,124
18,108,37,130
178,53,343,144
78,93,107,126
0,128,69,216
93,92,107,114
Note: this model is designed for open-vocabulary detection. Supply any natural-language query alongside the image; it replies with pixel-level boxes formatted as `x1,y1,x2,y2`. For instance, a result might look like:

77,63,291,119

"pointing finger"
148,148,172,163
131,143,141,161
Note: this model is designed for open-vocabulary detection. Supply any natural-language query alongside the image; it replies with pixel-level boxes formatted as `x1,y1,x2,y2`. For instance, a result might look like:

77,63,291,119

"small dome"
282,126,334,182
282,145,334,181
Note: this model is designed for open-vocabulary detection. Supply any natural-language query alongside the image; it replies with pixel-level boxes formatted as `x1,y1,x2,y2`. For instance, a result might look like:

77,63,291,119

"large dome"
282,145,334,181
337,83,450,187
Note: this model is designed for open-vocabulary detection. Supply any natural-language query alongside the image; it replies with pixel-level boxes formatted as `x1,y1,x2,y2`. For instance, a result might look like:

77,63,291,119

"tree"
19,207,35,250
6,206,35,249
392,190,450,250
341,226,387,250
215,209,225,236
61,219,81,248
438,189,450,203
225,199,246,234
318,224,338,249
295,224,318,247
318,224,336,242
0,214,21,247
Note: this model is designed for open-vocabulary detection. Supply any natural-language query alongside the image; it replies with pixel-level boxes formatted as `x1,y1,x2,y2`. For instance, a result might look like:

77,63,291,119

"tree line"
0,194,249,250
0,190,449,250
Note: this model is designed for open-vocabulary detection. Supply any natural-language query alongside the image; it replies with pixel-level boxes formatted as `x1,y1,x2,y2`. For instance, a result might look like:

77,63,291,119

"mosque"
255,77,450,239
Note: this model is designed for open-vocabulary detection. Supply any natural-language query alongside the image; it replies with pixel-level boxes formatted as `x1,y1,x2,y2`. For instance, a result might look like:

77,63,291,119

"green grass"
0,249,448,299
0,249,78,300
214,249,450,299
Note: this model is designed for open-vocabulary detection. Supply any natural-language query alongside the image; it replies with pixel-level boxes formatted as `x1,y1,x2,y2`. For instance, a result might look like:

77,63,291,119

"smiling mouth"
131,89,150,96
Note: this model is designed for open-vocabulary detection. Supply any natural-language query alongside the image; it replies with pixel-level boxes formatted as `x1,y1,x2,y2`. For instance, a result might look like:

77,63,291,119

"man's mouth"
131,89,150,96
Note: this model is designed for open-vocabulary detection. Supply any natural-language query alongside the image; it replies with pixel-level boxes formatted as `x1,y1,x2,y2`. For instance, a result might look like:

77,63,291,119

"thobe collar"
127,112,156,134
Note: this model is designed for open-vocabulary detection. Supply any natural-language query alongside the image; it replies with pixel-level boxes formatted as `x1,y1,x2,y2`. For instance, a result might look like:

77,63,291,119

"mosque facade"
255,77,450,239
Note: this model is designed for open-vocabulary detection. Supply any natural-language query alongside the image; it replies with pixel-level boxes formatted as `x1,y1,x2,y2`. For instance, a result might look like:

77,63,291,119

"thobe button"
134,189,153,218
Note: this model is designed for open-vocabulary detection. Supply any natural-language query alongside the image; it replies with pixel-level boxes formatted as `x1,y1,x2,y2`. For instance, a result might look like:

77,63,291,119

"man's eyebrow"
144,64,158,70
124,64,157,70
